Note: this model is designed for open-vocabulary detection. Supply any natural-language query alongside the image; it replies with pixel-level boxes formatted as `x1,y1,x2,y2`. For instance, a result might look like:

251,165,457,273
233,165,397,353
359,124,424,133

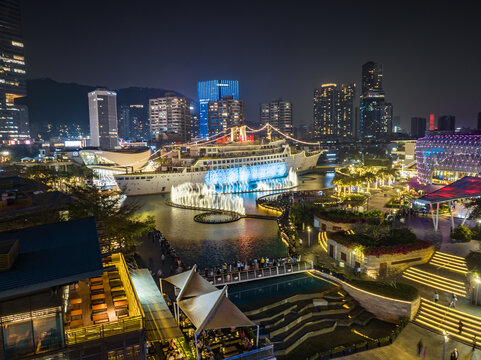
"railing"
205,262,312,286
65,316,143,345
64,253,144,345
225,344,274,360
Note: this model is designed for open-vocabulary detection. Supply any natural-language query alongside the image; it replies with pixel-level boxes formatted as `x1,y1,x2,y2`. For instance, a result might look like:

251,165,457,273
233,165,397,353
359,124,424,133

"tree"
67,185,155,252
331,173,345,196
364,172,376,193
451,225,472,243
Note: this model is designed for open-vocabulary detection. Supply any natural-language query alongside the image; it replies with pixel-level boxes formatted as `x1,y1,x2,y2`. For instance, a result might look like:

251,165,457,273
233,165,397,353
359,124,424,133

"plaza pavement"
339,323,481,360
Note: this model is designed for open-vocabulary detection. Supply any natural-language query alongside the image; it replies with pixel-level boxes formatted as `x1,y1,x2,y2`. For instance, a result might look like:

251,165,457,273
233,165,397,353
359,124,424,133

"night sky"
21,0,481,129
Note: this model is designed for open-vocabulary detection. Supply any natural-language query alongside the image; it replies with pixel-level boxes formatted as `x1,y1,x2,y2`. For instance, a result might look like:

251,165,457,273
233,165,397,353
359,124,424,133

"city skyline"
19,1,481,130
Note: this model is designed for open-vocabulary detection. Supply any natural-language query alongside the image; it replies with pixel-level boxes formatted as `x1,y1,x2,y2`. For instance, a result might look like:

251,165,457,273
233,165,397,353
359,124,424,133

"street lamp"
307,227,311,247
475,276,480,306
442,331,448,360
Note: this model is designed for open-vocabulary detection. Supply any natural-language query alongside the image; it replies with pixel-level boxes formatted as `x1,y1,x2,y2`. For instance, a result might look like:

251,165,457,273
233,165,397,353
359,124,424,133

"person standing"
417,339,423,356
449,293,458,308
458,320,464,334
450,348,459,360
434,291,439,303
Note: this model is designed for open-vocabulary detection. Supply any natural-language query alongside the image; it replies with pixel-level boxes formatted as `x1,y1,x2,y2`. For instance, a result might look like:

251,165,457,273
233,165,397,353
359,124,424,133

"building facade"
410,117,426,139
360,61,391,139
88,89,119,150
149,93,191,142
437,115,455,132
415,134,481,184
208,96,244,136
198,80,239,138
313,83,355,139
119,104,149,141
0,0,30,142
260,99,293,135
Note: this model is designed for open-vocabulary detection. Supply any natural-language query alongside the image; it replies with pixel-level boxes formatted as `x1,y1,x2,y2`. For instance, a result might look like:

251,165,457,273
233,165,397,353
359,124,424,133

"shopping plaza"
415,134,481,184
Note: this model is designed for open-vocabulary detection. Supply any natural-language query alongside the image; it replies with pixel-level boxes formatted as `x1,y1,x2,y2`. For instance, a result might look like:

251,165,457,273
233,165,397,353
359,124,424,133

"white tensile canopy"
163,266,258,360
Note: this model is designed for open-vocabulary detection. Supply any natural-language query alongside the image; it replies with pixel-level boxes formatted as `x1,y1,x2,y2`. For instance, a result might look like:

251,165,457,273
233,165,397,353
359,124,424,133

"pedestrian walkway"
339,323,481,360
414,298,481,349
429,251,468,275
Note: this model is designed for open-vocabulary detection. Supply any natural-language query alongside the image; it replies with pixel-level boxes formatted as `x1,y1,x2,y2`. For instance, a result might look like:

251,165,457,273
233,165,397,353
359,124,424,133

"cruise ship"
114,138,321,196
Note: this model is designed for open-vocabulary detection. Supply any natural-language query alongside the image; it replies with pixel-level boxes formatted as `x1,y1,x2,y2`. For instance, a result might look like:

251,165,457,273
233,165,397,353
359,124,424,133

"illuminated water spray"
170,163,298,215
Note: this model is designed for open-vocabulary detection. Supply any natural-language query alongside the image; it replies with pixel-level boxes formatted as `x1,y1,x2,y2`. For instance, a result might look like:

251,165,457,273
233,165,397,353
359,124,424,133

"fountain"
170,182,246,216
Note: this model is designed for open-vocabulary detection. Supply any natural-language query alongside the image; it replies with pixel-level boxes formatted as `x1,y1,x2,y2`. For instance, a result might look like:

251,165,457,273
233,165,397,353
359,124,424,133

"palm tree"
331,173,345,196
364,172,376,193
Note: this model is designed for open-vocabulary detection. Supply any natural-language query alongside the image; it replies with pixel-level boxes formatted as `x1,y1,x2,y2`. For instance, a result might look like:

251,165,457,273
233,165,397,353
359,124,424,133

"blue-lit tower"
198,80,239,138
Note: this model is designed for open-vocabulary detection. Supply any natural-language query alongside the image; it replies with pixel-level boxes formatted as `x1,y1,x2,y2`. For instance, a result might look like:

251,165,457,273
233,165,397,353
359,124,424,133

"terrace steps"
402,266,467,297
249,289,374,356
413,298,481,349
428,251,468,275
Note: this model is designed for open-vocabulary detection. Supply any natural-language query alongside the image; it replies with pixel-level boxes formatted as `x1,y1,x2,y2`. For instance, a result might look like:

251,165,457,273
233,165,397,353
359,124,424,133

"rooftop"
416,176,481,204
0,218,103,300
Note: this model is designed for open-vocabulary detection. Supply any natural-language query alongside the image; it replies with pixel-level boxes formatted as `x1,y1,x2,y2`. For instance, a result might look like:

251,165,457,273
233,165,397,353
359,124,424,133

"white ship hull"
115,151,320,196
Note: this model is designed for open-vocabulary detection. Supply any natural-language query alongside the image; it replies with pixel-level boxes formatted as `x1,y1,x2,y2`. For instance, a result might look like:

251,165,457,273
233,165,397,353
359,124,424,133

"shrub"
466,251,481,274
451,225,472,243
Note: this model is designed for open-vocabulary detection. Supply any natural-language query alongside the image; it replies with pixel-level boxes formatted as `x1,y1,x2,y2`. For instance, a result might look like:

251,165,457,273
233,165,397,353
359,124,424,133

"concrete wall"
315,271,420,323
327,238,434,277
314,216,353,232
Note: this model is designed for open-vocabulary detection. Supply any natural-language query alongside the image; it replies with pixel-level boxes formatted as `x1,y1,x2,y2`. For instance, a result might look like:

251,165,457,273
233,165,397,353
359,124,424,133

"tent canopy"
178,287,255,335
164,266,218,301
416,176,481,205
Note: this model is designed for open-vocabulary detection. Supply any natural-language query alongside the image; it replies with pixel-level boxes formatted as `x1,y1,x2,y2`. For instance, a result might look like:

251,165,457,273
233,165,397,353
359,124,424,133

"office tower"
118,104,130,140
429,113,436,130
361,61,383,93
88,89,119,149
0,0,29,142
128,104,149,140
260,99,293,136
313,83,355,139
149,93,191,142
410,117,426,138
478,112,481,131
384,103,393,133
198,80,239,138
437,115,455,132
360,61,390,138
208,96,244,136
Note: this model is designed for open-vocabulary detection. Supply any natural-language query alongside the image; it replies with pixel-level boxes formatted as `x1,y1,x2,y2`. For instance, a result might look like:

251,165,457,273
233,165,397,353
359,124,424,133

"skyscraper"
313,83,355,139
260,99,293,136
198,80,239,138
360,61,390,138
0,0,29,142
410,117,426,138
88,89,119,149
149,93,191,142
208,96,244,136
437,115,455,132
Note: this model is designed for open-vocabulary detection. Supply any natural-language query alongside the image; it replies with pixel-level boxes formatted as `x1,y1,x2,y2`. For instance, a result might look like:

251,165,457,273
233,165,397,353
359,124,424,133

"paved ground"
340,323,481,360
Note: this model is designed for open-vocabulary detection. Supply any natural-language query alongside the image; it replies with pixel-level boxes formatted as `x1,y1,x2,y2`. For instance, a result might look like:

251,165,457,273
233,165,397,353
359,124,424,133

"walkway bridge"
203,262,312,287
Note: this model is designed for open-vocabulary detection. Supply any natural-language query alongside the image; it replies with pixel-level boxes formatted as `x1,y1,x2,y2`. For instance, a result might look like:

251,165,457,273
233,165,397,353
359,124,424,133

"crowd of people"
200,256,300,277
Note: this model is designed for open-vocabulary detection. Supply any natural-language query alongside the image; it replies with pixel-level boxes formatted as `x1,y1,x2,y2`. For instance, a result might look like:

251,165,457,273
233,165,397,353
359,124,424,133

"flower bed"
314,209,383,224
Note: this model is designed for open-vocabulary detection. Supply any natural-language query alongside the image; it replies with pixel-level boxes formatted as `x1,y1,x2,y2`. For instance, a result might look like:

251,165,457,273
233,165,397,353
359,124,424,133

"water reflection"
128,173,332,268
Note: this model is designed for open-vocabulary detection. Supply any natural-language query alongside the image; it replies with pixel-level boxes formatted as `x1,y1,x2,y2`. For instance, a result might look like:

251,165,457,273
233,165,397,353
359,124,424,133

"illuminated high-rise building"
437,115,455,132
429,113,436,130
0,0,29,142
360,61,390,138
88,89,119,149
313,83,355,139
208,96,244,136
260,99,293,136
149,93,191,142
198,80,239,138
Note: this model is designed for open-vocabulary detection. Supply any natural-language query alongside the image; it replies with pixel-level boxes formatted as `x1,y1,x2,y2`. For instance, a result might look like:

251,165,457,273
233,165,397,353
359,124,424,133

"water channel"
126,172,334,268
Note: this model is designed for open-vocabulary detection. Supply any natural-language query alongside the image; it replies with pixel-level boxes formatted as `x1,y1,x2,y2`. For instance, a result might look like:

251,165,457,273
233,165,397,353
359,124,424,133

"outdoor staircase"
428,251,468,275
402,266,467,297
318,231,327,252
413,298,481,348
247,289,374,356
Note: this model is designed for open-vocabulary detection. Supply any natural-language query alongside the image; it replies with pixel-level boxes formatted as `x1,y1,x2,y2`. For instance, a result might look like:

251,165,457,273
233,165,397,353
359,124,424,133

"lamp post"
475,276,480,306
307,227,311,247
442,331,448,360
